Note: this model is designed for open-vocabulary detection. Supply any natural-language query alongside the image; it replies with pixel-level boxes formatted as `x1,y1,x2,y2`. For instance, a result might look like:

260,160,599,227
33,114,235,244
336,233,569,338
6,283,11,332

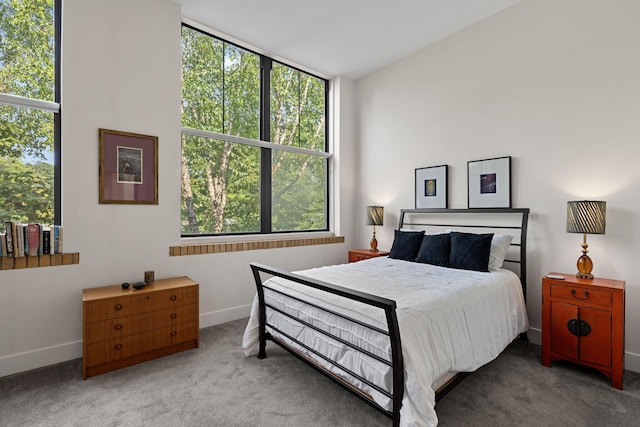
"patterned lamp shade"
366,206,384,226
366,206,383,252
566,200,606,279
566,201,606,235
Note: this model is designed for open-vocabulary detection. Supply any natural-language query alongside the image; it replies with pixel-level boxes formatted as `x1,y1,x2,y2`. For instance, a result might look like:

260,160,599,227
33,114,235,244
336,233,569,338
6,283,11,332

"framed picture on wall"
99,128,158,204
415,165,448,208
467,156,511,208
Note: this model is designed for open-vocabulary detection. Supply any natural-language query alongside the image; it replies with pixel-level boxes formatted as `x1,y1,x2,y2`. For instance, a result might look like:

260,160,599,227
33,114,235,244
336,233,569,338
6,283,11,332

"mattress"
243,257,529,426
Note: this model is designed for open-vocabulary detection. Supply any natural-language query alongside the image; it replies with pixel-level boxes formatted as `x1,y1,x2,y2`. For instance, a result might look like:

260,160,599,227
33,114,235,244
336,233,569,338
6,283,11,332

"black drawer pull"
571,290,589,300
170,295,178,301
115,343,123,350
114,324,123,330
170,331,177,336
170,313,177,319
114,303,123,310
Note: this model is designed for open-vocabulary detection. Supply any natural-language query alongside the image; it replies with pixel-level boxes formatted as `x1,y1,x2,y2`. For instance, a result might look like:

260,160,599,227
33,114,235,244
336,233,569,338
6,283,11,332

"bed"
243,208,530,427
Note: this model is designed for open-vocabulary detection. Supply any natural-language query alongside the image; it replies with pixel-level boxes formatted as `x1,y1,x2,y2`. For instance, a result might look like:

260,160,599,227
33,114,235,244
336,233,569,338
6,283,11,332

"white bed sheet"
243,257,529,427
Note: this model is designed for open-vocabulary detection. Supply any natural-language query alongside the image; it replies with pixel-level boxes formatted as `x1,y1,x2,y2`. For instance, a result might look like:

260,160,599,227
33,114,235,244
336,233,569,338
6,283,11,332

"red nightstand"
542,272,625,389
348,249,390,263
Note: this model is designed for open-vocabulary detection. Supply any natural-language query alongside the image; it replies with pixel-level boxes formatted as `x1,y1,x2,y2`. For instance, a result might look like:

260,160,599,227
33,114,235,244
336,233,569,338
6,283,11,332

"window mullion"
260,57,272,233
54,0,62,226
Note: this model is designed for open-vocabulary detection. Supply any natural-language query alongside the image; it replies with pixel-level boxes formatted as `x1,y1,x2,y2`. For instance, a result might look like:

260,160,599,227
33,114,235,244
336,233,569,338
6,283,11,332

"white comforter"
242,257,529,426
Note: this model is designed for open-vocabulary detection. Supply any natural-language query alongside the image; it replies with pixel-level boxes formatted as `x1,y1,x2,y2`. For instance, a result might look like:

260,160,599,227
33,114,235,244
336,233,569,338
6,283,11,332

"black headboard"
398,208,530,298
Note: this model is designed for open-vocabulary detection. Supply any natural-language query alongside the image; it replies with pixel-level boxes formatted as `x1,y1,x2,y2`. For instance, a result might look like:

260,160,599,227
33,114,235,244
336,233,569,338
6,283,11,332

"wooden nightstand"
348,249,390,263
542,272,625,389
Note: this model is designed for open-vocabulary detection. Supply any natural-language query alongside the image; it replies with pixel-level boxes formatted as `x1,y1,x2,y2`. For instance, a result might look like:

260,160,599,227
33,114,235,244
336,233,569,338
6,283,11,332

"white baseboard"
0,340,83,379
0,304,252,379
199,303,252,329
625,350,640,374
526,326,640,374
527,327,542,345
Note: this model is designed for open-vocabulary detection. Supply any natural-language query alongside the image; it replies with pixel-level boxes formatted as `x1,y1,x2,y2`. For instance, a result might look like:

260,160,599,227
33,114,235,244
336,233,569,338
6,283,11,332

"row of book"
0,222,63,258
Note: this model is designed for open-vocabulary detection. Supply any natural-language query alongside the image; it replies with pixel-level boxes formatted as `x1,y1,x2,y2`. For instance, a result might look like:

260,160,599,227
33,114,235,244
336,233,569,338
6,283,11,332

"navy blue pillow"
415,233,451,267
389,230,425,261
449,232,493,272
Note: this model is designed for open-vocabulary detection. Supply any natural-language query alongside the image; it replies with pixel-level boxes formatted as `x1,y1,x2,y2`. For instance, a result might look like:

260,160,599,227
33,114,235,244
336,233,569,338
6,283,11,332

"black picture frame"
467,156,511,208
415,165,448,209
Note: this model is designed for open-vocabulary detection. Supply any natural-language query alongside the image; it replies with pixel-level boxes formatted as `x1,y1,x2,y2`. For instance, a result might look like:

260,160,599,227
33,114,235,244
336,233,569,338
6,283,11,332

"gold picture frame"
99,128,158,204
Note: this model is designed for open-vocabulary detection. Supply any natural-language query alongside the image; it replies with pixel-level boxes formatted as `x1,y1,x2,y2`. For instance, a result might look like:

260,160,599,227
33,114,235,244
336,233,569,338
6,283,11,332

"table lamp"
566,200,606,279
366,206,384,252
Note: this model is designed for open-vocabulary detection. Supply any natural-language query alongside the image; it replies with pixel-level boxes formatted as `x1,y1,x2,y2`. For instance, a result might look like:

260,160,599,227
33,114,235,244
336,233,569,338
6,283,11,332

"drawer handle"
170,313,177,319
571,290,589,300
170,295,178,301
567,318,592,337
171,331,177,336
114,303,123,311
114,324,123,330
115,343,123,350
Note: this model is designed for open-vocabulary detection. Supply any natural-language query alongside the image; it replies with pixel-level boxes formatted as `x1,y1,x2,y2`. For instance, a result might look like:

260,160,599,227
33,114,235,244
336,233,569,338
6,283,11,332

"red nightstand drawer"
348,249,389,263
550,284,612,307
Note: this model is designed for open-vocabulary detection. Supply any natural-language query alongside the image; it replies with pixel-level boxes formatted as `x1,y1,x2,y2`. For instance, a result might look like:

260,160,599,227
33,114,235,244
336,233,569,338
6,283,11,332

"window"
0,0,60,225
181,24,329,236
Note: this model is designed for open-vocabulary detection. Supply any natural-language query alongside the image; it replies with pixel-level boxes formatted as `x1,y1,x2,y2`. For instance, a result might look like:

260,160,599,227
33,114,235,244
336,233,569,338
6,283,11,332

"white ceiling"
176,0,523,80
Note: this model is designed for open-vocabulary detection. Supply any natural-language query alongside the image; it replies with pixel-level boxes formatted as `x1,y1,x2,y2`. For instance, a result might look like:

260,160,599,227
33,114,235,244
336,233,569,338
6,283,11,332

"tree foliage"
181,27,327,234
0,157,53,222
0,0,55,224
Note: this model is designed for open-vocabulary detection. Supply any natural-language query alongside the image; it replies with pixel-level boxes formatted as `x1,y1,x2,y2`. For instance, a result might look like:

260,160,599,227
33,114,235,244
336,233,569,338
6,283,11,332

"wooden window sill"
0,253,80,270
170,236,344,256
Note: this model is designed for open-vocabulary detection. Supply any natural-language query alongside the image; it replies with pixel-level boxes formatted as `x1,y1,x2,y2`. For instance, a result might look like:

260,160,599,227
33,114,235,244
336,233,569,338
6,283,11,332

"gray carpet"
1,318,639,426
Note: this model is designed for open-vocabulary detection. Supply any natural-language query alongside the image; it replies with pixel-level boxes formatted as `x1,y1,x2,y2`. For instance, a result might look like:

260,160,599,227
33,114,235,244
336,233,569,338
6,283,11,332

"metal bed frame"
250,208,530,426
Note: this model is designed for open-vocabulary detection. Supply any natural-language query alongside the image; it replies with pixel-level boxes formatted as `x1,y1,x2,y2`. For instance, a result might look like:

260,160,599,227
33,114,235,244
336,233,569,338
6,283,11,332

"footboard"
250,262,404,426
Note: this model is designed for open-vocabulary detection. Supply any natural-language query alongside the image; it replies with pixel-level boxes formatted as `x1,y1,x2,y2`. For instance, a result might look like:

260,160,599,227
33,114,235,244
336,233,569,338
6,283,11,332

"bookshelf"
0,253,80,271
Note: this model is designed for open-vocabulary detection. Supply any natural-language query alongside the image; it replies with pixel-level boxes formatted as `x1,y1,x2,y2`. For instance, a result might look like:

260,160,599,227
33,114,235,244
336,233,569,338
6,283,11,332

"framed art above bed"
415,165,448,209
467,156,511,208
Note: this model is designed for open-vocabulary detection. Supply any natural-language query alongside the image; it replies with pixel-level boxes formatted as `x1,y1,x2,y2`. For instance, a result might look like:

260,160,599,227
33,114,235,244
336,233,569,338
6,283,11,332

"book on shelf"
4,221,15,258
38,224,44,255
22,224,29,257
42,228,51,255
53,225,63,254
49,226,55,254
15,223,25,257
27,224,40,257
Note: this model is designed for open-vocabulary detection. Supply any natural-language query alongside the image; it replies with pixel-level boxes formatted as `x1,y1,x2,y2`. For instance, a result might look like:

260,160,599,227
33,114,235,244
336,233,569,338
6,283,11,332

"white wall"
355,0,640,372
0,0,356,377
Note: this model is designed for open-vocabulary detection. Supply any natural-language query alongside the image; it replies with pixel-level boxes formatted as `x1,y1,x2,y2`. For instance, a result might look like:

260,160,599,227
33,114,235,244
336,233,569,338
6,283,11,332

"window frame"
0,0,61,225
180,22,331,238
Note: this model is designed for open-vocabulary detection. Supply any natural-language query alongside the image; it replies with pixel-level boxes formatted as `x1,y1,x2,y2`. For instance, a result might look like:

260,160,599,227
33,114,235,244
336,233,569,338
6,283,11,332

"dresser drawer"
154,286,198,309
550,284,612,307
84,320,198,368
85,332,150,366
84,293,154,322
149,321,199,350
84,304,198,344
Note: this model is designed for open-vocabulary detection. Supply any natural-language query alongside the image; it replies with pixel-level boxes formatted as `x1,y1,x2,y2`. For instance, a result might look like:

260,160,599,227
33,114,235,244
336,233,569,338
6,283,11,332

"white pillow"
488,233,513,271
445,228,513,271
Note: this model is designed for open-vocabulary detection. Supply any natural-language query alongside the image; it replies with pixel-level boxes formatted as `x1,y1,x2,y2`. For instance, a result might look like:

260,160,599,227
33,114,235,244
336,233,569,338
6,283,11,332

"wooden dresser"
83,276,199,379
542,273,625,389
